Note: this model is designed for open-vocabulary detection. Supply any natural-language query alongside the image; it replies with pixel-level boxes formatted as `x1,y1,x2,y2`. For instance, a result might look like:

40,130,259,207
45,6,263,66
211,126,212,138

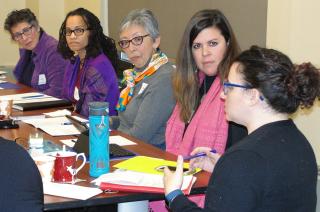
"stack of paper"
92,170,196,194
0,92,71,111
23,116,87,136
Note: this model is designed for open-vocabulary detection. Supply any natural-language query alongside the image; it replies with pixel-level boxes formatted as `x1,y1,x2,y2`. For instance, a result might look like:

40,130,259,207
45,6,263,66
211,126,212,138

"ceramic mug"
53,151,86,183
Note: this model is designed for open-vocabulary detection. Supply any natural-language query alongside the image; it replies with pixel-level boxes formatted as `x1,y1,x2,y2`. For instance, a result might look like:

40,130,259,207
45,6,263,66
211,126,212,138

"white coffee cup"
33,155,56,182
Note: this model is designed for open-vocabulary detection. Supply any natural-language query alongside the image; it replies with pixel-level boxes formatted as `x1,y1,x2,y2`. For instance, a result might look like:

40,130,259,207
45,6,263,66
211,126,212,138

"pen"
61,122,73,125
183,149,217,160
65,115,89,130
22,94,45,99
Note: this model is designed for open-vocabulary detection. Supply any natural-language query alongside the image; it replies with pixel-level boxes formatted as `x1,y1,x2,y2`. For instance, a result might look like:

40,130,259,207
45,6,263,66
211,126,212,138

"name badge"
38,74,46,85
138,82,148,95
74,87,80,101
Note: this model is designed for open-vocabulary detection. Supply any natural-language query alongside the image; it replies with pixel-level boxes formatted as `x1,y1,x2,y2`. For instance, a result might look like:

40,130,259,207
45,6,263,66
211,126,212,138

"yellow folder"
113,156,201,175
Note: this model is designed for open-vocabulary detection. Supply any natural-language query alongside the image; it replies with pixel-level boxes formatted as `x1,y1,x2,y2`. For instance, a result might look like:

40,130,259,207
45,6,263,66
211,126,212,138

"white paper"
60,139,76,148
92,170,195,191
1,92,60,103
23,117,81,136
43,182,102,200
11,115,46,121
109,135,136,146
43,109,71,117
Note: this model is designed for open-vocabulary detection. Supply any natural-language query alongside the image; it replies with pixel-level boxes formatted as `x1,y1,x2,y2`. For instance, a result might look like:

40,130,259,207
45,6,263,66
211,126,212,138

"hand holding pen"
187,147,221,173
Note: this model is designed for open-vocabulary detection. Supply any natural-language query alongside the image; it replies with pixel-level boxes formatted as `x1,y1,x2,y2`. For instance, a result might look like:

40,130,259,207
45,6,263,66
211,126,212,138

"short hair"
119,9,159,41
235,46,320,114
57,8,118,70
4,8,39,33
173,9,240,122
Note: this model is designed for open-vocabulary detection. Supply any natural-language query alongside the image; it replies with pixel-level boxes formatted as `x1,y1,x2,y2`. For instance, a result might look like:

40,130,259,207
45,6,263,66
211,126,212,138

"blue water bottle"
89,102,109,177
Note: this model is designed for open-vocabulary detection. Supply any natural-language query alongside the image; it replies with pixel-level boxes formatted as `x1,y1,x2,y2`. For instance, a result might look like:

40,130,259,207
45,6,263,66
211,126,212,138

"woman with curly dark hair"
164,46,320,211
4,8,67,98
58,8,119,117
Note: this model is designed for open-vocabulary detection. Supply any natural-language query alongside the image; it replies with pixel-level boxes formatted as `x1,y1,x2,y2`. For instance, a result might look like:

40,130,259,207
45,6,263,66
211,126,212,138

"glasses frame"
223,82,264,101
12,25,34,41
222,82,252,95
118,34,150,49
64,28,89,37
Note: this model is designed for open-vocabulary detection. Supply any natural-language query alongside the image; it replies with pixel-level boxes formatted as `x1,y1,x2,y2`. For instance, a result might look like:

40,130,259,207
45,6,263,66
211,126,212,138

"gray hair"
119,9,159,40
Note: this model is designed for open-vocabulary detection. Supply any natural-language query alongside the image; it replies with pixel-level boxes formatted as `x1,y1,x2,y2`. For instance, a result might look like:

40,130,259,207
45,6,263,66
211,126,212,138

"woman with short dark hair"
4,8,67,98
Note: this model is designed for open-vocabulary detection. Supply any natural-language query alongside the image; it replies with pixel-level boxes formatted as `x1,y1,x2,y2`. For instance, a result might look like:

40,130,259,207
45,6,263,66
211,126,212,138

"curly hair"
4,8,39,34
57,8,118,70
235,46,320,114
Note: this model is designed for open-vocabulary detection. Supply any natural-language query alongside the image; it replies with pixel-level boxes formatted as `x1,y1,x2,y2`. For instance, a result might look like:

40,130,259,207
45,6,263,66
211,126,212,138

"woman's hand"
189,147,221,173
163,155,184,195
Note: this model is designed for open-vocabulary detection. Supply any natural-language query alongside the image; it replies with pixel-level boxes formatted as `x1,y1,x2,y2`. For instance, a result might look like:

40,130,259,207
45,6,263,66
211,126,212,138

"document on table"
23,116,82,136
43,109,72,117
43,182,102,200
60,135,136,148
1,92,60,103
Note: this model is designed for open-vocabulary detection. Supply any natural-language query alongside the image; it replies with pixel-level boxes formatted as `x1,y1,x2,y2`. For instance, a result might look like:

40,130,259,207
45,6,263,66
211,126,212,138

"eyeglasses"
222,82,252,95
118,34,150,49
223,82,264,100
64,28,88,37
12,25,34,41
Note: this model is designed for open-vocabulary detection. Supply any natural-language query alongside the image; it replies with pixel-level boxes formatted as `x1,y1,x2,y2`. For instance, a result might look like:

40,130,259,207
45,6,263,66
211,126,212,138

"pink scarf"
166,73,228,156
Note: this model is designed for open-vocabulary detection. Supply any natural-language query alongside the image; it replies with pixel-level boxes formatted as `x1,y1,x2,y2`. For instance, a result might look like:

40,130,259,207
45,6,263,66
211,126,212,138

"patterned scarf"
116,51,168,111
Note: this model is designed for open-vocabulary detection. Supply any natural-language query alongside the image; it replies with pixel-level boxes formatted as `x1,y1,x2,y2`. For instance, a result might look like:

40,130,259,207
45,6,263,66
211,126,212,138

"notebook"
13,99,72,111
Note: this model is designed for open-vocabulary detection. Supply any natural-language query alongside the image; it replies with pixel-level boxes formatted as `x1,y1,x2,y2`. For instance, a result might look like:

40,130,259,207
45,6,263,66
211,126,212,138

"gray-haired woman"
110,9,175,149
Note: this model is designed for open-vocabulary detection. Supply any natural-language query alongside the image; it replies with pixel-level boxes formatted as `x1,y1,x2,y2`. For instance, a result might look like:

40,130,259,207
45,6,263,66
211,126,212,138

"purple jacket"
13,31,67,98
62,53,119,117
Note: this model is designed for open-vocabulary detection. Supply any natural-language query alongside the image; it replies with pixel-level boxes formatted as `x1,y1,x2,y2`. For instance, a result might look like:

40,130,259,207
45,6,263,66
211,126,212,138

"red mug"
53,152,86,183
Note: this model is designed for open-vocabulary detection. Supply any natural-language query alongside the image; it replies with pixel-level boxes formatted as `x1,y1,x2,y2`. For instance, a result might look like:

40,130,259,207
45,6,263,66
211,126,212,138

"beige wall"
267,0,320,163
0,0,26,66
109,0,268,58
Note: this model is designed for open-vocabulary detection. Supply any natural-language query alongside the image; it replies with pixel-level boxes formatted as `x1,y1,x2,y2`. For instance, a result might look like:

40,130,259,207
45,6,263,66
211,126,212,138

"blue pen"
22,94,45,99
184,149,217,160
61,122,73,125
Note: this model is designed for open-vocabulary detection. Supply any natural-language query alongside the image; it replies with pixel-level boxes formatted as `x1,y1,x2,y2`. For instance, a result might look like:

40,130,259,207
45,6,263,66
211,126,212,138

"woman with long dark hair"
58,8,119,117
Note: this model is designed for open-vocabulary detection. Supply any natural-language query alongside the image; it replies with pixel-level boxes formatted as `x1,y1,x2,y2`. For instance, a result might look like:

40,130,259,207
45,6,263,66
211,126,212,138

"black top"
171,120,317,212
0,137,43,211
19,50,35,86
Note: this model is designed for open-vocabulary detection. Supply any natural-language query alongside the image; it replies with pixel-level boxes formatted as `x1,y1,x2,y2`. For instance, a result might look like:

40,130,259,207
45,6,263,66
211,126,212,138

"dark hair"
235,46,320,114
173,9,240,122
4,8,39,33
57,8,118,70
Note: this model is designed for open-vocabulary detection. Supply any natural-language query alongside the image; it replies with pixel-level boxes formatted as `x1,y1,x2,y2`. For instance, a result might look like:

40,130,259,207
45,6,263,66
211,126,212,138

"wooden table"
0,81,210,211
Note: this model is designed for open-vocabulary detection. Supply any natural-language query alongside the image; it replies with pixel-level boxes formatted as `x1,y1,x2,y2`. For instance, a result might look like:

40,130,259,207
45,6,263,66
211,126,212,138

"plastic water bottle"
89,102,109,177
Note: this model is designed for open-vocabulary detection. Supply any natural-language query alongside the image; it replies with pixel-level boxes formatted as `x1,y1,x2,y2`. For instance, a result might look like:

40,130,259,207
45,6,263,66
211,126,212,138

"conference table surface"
0,81,211,211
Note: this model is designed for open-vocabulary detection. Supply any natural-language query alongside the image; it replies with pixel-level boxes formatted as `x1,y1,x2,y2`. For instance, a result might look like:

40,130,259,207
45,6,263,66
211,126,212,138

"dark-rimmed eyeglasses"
64,28,88,37
12,25,34,41
118,34,150,49
223,82,264,100
223,82,252,95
